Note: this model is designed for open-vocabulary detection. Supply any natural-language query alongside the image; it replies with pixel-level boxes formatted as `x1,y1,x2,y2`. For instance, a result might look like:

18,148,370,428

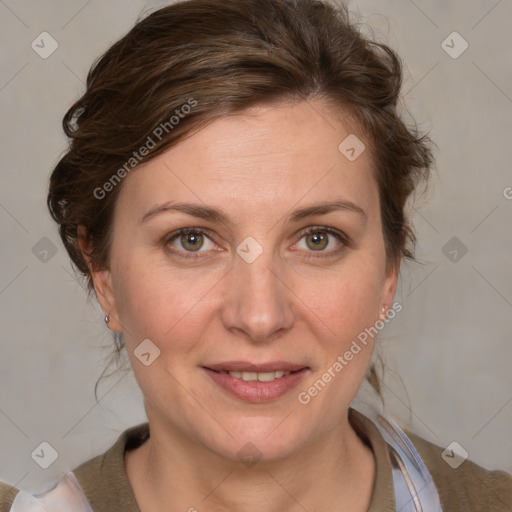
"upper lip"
204,361,308,373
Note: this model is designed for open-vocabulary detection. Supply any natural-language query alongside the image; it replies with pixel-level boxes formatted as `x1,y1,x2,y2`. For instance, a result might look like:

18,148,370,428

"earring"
379,305,388,321
104,314,117,333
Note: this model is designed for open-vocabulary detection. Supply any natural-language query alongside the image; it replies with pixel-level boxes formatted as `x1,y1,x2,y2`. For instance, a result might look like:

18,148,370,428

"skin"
81,99,398,511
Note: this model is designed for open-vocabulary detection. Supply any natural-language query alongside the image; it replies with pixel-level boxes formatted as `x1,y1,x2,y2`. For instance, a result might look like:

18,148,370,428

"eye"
166,228,217,258
165,226,349,260
294,226,348,257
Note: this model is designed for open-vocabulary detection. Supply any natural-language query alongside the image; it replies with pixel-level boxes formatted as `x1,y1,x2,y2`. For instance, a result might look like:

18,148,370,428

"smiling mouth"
208,369,297,382
204,361,308,381
203,365,309,402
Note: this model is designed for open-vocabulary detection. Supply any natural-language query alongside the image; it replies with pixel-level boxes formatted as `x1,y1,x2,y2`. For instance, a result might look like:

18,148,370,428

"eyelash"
164,226,350,260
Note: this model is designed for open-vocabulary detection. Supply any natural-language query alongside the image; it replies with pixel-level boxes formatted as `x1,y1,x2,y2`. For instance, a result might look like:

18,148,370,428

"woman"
1,0,511,510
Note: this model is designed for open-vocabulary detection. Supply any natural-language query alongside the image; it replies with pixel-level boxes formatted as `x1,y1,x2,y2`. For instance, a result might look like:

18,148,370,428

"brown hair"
47,0,433,399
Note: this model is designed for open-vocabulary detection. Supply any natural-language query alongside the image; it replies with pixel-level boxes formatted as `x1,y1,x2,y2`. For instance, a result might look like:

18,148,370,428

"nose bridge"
221,240,294,342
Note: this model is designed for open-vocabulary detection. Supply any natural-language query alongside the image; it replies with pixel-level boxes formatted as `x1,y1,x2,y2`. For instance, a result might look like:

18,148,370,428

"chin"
196,414,314,466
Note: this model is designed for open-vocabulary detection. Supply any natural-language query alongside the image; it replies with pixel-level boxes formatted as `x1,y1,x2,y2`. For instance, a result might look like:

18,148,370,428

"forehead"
116,100,377,219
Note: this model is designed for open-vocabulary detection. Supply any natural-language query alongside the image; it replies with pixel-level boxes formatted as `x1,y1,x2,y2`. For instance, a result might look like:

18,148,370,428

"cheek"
290,265,384,426
292,260,385,346
112,252,225,351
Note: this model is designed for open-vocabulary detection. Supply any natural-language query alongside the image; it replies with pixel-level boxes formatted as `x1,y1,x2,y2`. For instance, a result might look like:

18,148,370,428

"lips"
203,361,309,403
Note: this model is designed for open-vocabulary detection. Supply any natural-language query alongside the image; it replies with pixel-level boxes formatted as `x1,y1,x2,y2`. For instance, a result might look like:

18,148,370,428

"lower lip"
203,368,309,403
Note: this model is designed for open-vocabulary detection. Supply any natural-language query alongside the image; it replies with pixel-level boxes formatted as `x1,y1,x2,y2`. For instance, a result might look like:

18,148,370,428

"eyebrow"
139,199,367,225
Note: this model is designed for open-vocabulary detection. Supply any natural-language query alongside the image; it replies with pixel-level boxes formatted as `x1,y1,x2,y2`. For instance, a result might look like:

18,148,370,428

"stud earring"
104,314,117,333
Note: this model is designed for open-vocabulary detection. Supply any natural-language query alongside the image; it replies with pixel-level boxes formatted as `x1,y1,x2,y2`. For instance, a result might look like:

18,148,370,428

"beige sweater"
1,409,511,511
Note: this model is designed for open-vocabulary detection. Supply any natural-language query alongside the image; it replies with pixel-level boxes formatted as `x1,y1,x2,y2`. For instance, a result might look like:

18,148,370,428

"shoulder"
0,423,148,512
0,482,19,512
405,428,512,511
72,423,148,512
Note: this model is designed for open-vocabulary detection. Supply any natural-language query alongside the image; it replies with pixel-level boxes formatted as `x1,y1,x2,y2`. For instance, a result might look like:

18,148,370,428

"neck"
125,410,375,512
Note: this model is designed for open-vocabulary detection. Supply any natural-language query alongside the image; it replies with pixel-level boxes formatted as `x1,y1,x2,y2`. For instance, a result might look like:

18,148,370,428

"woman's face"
93,100,397,462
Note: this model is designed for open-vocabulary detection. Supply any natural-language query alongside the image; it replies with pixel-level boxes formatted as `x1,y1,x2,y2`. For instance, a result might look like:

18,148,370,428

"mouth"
212,369,295,382
202,361,309,403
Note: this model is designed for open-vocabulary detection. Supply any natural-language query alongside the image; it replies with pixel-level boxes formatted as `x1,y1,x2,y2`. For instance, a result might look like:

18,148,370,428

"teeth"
228,370,292,381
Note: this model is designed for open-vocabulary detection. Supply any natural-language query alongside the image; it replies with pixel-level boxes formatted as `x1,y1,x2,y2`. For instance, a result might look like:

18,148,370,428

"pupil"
308,232,327,250
183,232,202,251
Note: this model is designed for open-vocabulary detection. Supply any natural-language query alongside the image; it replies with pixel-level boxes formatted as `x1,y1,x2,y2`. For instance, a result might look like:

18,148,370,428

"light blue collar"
370,413,443,512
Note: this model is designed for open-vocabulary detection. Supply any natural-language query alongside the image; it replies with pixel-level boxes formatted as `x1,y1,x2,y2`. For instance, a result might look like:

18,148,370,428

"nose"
221,246,295,344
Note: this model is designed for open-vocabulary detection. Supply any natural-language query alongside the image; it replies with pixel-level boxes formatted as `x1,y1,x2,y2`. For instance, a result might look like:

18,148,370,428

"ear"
380,257,399,318
77,226,122,332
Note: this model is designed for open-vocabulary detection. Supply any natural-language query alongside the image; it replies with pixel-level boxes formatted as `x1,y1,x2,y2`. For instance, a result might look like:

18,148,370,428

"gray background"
1,0,511,493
